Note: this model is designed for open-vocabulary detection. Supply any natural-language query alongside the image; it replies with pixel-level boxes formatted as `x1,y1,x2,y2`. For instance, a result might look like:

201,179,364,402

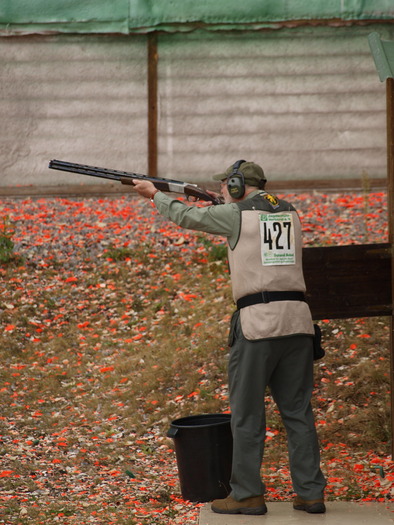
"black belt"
236,291,306,310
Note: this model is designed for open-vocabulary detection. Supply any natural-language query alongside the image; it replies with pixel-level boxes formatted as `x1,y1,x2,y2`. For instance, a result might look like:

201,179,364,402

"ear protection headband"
227,159,246,199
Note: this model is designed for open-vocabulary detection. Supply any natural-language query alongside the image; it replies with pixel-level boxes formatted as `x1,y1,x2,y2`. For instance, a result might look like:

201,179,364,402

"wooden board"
304,243,391,320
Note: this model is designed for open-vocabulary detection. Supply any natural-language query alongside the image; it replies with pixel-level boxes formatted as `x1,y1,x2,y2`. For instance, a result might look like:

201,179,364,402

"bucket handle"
167,426,179,438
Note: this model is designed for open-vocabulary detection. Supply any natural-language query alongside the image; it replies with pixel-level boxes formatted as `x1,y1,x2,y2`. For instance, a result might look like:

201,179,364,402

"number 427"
263,221,291,250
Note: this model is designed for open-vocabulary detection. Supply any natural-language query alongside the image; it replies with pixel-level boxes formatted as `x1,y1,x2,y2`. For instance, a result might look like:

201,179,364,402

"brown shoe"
211,495,267,515
293,495,326,514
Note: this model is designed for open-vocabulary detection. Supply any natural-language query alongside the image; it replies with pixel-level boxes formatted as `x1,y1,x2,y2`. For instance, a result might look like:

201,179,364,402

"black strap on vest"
236,291,306,310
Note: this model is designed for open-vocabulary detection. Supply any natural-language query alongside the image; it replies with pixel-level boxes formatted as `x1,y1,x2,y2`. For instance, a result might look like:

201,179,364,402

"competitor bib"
259,213,296,266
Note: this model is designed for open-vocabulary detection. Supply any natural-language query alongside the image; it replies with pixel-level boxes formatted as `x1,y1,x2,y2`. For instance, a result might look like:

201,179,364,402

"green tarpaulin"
1,0,394,34
369,32,394,81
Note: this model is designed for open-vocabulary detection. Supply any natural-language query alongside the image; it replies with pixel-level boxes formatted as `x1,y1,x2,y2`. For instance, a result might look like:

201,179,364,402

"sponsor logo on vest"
263,193,279,208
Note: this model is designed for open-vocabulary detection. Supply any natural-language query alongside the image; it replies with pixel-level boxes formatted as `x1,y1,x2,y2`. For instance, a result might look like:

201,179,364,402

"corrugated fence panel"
1,25,392,188
0,35,147,186
157,26,389,183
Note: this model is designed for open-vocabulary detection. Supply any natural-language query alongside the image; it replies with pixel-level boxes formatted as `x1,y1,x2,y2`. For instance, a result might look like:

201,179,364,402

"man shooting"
133,160,326,516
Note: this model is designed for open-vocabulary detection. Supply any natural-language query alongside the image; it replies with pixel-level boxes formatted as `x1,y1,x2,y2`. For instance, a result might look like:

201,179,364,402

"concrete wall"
0,34,147,187
158,26,388,182
0,25,391,188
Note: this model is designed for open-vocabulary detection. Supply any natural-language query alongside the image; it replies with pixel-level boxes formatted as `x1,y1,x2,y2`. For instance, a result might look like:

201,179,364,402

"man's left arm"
133,179,239,241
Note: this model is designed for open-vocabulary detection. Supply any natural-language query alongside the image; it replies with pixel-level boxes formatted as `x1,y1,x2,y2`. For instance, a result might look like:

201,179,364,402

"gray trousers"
228,310,326,501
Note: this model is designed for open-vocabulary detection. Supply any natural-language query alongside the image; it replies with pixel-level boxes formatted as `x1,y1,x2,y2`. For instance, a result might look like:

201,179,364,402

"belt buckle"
261,291,270,303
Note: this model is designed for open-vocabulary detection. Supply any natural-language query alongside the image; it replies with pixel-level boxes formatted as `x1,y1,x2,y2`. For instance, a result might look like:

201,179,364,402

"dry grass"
1,245,390,448
0,229,392,520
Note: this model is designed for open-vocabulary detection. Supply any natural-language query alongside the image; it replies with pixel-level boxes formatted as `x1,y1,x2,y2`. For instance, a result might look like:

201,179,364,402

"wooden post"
147,32,158,178
387,77,394,457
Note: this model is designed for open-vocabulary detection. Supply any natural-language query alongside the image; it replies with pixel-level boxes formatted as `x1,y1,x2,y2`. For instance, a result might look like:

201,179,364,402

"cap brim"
212,172,227,181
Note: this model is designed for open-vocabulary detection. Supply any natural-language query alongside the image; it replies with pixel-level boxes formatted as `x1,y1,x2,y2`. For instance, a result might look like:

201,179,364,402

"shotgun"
48,160,222,205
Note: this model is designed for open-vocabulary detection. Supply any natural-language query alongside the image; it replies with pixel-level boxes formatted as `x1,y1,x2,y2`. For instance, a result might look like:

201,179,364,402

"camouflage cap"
212,161,266,187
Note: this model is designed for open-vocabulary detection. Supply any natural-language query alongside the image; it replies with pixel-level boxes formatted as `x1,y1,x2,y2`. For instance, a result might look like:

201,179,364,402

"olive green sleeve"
152,191,240,249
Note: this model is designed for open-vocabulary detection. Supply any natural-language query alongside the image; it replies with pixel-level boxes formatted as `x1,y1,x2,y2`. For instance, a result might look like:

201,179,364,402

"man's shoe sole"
294,502,326,514
212,504,268,515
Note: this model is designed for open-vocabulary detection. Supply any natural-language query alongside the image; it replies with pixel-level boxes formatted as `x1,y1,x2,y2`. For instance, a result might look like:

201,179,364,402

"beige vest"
228,194,314,340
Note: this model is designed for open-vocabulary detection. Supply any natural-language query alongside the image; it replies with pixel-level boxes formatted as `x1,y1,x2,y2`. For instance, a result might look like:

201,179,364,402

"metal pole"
147,32,158,178
386,77,394,458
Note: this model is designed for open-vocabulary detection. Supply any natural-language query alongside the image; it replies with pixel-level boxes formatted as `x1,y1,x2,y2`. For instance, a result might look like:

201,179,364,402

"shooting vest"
228,192,314,340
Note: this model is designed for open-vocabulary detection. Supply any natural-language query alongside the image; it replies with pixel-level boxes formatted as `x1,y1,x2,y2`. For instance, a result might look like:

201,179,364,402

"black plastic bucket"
167,413,232,502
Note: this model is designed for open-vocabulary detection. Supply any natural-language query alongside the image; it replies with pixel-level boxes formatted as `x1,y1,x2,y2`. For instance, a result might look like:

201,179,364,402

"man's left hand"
133,180,158,199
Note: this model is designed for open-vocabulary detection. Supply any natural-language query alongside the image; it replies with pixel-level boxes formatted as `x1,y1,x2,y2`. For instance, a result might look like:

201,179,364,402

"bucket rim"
169,413,231,429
